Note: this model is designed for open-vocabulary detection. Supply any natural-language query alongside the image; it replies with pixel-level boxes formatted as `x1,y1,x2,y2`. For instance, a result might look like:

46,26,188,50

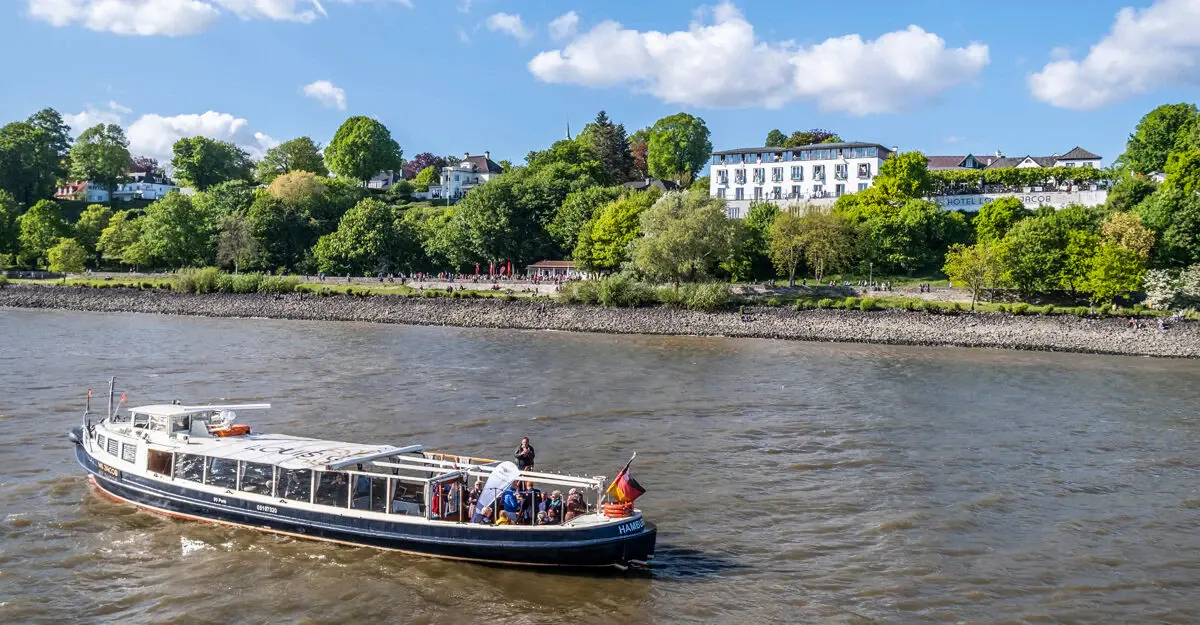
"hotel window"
834,164,847,180
813,165,825,181
813,184,824,196
717,170,728,184
857,163,871,178
1065,162,1076,168
728,206,740,218
754,187,763,199
734,169,746,184
717,188,726,199
772,167,783,182
835,184,845,196
791,185,801,197
858,183,869,191
735,188,744,200
790,166,801,180
753,168,765,183
772,186,782,198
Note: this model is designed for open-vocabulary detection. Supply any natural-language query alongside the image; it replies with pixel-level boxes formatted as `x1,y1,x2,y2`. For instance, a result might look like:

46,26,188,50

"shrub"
766,297,783,307
173,267,224,294
859,298,877,312
1038,304,1054,316
901,299,917,311
557,280,600,305
843,296,860,310
502,293,517,302
684,283,731,311
598,274,656,308
258,275,299,294
920,300,941,314
1072,306,1088,317
0,275,8,287
817,298,834,309
997,304,1009,313
230,273,264,294
952,302,965,313
656,285,684,307
1011,303,1030,315
1132,303,1146,314
215,273,235,293
794,299,812,311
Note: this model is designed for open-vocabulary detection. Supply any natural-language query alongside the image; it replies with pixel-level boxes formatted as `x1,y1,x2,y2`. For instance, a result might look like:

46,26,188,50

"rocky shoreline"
2,284,1198,358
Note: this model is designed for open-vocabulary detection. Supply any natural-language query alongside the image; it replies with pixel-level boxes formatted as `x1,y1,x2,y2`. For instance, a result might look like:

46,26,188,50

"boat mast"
107,377,115,419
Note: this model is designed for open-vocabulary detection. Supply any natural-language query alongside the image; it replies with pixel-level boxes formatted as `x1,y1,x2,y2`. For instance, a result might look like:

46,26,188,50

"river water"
2,308,1200,624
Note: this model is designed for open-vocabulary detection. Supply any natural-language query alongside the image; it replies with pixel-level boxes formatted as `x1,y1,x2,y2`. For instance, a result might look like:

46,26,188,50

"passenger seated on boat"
466,479,484,512
494,509,513,526
471,506,492,524
564,488,587,522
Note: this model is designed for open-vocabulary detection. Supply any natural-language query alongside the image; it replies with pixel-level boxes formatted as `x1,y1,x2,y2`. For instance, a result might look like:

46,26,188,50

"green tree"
722,200,779,282
192,179,256,219
412,166,439,192
765,129,787,147
313,198,409,274
216,213,259,273
0,109,71,205
874,151,932,201
1060,230,1100,294
140,192,215,267
943,242,1004,310
46,237,87,274
256,136,328,183
1118,103,1198,174
324,116,403,184
689,176,710,196
579,110,634,185
246,193,316,271
647,113,712,185
795,206,854,283
1135,187,1200,268
97,210,144,267
74,203,113,266
1101,211,1156,257
1104,175,1158,213
0,189,19,260
974,197,1027,243
1085,243,1146,304
550,185,625,254
268,170,327,207
171,137,253,191
17,199,69,266
768,210,805,286
1163,149,1200,196
862,199,968,274
630,191,733,283
574,191,657,273
69,124,132,197
998,216,1067,295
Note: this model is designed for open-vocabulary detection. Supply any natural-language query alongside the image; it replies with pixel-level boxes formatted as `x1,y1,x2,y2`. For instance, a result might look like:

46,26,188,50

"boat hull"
73,435,655,569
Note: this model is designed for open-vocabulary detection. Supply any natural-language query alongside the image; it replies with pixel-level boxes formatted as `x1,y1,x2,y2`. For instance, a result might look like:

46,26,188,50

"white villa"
708,142,895,217
436,152,504,201
55,172,179,203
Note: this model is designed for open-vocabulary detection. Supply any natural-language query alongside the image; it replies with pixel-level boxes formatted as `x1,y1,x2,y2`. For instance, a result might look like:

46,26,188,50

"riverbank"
2,284,1197,357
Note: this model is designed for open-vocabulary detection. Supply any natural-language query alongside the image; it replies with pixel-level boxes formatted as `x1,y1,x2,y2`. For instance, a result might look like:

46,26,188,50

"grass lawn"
765,270,950,288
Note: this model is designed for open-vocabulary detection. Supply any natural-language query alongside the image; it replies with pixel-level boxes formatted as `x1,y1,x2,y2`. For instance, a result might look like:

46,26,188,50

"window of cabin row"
170,456,391,514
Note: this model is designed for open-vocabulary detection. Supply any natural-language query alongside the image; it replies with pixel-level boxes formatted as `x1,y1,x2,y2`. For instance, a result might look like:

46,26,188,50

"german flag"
605,455,646,503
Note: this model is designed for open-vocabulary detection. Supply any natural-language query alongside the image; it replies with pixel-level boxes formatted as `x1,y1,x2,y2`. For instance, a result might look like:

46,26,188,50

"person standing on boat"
515,437,535,490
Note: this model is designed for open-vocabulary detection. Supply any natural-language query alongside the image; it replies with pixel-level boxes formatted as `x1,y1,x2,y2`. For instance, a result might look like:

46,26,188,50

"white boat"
69,380,656,570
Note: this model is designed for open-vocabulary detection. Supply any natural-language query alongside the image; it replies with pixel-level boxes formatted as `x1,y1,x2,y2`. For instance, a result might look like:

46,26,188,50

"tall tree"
973,197,1027,243
550,185,625,254
573,191,657,273
874,151,932,201
1118,103,1198,174
216,213,259,273
1104,175,1158,213
0,190,18,260
628,127,650,180
324,116,403,184
795,206,854,283
16,199,69,267
0,109,71,205
69,123,132,198
998,215,1067,295
140,192,215,267
74,203,113,266
768,210,805,286
580,111,634,185
171,137,253,191
47,238,87,274
97,210,144,267
246,193,316,270
630,191,733,283
256,136,328,183
943,242,1004,310
647,113,712,185
765,129,787,147
412,166,439,192
313,198,410,274
402,152,446,180
1163,149,1200,196
1136,187,1200,269
192,179,256,219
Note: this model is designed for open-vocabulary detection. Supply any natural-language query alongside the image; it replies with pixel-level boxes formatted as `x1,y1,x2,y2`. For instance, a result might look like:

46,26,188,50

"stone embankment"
2,284,1198,358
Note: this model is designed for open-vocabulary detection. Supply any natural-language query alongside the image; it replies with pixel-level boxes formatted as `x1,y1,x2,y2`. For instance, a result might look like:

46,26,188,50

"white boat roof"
183,432,419,471
130,403,271,417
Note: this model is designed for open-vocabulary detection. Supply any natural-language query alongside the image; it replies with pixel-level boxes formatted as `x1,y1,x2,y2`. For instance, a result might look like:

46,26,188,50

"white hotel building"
708,142,894,217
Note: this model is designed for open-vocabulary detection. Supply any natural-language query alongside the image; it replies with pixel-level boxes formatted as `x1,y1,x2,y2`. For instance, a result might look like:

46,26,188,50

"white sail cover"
191,433,410,470
475,461,521,515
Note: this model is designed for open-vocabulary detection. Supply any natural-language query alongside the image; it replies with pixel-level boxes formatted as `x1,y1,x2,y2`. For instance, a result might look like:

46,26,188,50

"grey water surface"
2,308,1199,624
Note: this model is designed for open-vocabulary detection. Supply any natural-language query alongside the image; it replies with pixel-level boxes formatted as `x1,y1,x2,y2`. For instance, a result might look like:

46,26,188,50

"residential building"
55,171,179,203
926,147,1109,210
925,147,1102,171
708,142,894,217
367,171,403,190
623,178,678,193
525,260,579,278
437,151,504,201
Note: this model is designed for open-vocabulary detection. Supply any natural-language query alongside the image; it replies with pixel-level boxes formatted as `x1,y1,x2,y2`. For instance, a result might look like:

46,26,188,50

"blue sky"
4,0,1199,168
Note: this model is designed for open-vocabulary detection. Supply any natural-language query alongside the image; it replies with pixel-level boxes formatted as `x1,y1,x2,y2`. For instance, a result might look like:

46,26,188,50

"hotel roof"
712,142,893,156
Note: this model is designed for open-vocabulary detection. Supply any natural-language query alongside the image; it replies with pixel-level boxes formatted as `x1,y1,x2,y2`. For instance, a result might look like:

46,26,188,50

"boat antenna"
107,377,115,420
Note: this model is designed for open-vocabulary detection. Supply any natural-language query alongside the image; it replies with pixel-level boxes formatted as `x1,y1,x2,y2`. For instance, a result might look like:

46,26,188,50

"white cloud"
26,0,408,36
528,2,989,115
28,0,221,36
1029,0,1200,110
942,135,963,144
457,27,470,43
108,100,133,114
126,111,278,162
487,12,531,42
457,0,470,13
64,106,124,136
549,10,578,41
303,80,348,110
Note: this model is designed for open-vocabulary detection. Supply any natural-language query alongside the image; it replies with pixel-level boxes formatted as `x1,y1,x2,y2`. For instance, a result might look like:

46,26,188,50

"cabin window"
121,443,136,464
205,457,238,489
278,468,312,502
106,437,119,457
97,434,106,452
351,476,388,513
314,471,350,508
175,453,204,482
390,479,425,516
147,449,172,475
239,462,274,495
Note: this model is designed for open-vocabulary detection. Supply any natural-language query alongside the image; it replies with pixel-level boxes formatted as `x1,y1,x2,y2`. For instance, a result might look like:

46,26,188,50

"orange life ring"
603,502,633,518
211,424,251,437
